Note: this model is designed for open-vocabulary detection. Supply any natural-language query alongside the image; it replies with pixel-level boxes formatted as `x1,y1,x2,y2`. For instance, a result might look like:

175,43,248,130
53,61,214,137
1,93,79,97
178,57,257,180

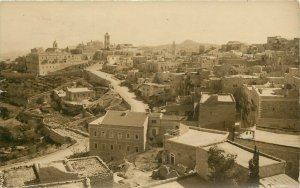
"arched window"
170,153,175,165
152,129,157,136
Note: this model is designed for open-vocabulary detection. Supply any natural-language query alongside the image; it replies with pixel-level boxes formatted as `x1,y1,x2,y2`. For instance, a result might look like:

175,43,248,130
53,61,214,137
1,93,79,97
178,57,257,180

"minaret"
53,40,58,49
104,32,110,50
172,41,176,55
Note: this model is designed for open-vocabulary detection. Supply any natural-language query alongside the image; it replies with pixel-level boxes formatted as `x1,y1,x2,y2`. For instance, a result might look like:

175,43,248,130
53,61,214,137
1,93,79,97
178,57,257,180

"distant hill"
141,40,220,52
0,50,28,62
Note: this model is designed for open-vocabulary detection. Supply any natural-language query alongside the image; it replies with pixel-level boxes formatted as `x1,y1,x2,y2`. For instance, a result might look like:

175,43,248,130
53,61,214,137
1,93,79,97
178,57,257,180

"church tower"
104,32,110,50
53,40,58,49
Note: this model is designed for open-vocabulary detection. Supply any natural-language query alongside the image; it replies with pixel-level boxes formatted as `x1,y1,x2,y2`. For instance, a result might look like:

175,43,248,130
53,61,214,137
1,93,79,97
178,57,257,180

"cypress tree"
248,145,260,188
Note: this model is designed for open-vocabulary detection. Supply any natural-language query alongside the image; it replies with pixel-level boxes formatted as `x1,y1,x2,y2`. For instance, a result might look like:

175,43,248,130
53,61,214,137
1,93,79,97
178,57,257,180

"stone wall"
164,141,196,169
89,174,113,188
260,100,299,119
235,138,299,179
257,118,300,130
34,163,79,184
42,127,73,145
84,71,110,87
199,103,235,130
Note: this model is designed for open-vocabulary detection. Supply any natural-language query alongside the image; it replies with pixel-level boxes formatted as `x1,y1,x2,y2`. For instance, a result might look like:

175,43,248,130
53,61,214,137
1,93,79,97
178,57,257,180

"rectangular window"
135,147,139,153
93,131,97,137
110,144,114,150
94,143,98,149
109,131,114,138
151,120,157,123
101,131,106,137
102,143,106,150
126,133,130,139
135,134,139,140
118,145,122,150
127,146,130,152
118,133,122,139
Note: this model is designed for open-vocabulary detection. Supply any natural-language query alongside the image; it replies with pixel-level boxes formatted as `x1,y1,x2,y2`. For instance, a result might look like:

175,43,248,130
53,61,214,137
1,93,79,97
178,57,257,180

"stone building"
196,141,286,185
132,55,147,68
285,67,300,90
199,93,236,131
26,41,87,76
147,61,182,72
163,126,229,169
266,36,299,51
221,41,248,53
244,84,299,130
66,87,96,102
221,75,260,94
147,113,185,145
89,110,148,162
196,55,218,71
1,156,113,188
236,129,300,180
138,83,170,102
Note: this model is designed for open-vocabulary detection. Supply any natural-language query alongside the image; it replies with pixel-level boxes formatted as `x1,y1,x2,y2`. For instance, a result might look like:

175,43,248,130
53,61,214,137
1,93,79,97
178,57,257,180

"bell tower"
104,32,110,50
53,40,58,49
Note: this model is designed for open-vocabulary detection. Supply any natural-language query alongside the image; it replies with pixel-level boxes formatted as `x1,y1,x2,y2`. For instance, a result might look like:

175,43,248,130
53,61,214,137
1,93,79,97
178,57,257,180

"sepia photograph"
0,0,299,187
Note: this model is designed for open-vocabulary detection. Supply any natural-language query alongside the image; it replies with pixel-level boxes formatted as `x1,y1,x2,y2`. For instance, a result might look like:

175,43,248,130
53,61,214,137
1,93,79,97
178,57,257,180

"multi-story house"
89,110,148,162
199,93,236,131
26,41,87,76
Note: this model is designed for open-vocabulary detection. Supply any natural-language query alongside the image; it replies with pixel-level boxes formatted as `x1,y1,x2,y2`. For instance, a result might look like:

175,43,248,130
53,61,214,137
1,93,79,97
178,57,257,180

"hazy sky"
0,1,299,54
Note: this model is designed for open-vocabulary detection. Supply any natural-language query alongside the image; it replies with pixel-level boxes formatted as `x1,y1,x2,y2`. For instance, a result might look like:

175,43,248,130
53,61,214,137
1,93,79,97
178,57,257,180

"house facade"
89,110,148,162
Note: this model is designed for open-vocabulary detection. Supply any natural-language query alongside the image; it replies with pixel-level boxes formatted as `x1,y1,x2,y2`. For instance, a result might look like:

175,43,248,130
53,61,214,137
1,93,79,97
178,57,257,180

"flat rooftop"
3,166,37,187
67,87,92,93
167,128,228,147
68,156,111,177
252,86,284,97
54,89,66,97
260,174,299,188
2,156,110,188
203,142,280,168
24,178,90,188
255,130,300,148
224,75,259,79
200,93,235,104
162,115,185,121
148,174,208,188
142,83,170,87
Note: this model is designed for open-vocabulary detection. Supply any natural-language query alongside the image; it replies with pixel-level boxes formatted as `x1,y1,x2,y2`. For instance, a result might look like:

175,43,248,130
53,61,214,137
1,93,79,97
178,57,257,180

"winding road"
86,64,149,112
0,128,88,171
0,63,149,170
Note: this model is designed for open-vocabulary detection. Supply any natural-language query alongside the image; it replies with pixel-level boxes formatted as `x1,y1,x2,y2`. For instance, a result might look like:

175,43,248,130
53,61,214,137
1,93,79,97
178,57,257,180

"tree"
248,145,260,188
207,145,240,187
13,56,27,73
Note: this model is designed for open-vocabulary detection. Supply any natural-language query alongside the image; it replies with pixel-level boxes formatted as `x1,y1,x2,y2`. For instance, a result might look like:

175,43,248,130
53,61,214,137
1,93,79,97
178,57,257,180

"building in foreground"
89,110,148,162
148,113,185,145
244,84,299,130
196,141,286,185
163,126,229,169
236,129,300,180
0,156,113,188
199,93,236,130
139,173,298,188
